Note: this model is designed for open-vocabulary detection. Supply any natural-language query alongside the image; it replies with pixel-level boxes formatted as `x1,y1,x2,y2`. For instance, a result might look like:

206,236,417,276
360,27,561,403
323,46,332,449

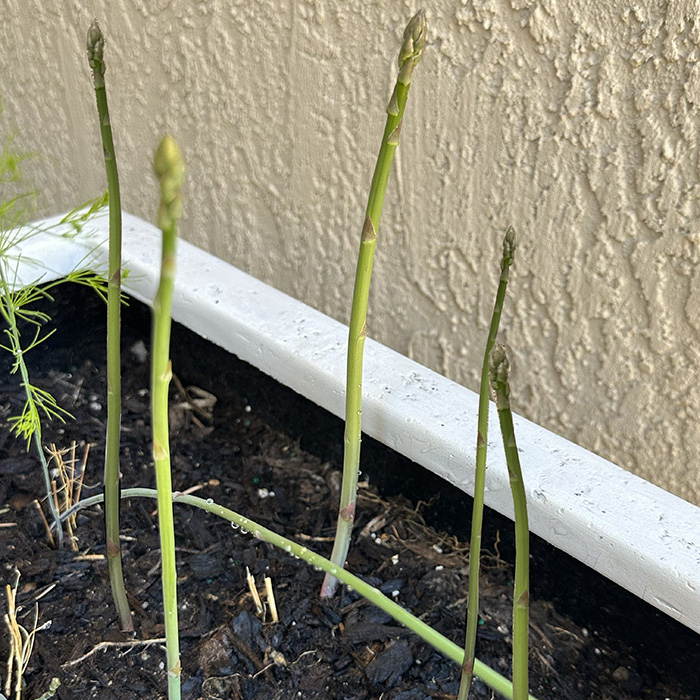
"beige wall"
3,1,700,505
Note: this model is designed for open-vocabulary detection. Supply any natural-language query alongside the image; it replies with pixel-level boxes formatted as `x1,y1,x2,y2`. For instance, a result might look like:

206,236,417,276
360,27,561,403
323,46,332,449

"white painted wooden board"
11,212,700,634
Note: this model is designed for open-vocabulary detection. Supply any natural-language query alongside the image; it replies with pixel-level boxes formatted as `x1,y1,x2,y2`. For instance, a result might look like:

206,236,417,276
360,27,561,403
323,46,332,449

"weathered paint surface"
2,1,699,504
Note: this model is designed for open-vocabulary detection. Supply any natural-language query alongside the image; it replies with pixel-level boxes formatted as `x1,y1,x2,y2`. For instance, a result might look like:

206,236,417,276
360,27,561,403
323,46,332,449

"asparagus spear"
86,20,132,632
321,8,427,598
489,344,530,700
152,135,185,700
458,228,515,699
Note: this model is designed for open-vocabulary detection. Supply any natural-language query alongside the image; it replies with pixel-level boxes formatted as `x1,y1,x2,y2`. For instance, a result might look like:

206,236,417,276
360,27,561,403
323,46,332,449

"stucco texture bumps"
2,1,699,504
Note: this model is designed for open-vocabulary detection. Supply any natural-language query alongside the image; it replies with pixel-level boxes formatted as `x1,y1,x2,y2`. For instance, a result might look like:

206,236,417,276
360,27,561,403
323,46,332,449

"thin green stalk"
322,9,427,598
0,268,63,548
459,228,515,699
1,238,109,551
152,135,185,700
489,344,530,700
87,20,132,632
0,109,63,548
61,487,539,700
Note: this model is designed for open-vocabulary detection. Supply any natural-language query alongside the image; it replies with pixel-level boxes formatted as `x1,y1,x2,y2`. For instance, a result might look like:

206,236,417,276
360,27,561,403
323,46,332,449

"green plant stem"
489,344,530,700
87,19,132,633
0,268,63,548
459,228,515,699
322,9,427,598
61,487,539,700
152,135,185,700
17,350,63,550
28,387,62,547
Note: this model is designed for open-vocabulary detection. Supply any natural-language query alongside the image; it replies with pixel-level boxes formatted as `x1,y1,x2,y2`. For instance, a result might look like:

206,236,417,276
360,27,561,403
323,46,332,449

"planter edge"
10,211,700,635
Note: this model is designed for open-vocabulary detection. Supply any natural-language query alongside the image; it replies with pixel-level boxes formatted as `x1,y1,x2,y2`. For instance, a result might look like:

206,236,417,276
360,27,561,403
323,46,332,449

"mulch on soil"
0,284,696,700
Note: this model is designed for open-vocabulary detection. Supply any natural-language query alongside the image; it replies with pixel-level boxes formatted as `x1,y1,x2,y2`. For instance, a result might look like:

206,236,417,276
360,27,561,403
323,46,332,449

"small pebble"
613,665,643,693
612,667,629,683
130,340,148,363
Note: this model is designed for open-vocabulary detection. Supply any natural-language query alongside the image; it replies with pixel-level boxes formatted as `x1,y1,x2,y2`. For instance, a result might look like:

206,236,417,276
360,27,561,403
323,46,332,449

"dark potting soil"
0,282,698,700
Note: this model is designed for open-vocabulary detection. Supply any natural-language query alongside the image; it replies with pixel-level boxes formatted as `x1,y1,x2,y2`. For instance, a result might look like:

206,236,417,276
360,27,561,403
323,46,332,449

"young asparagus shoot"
87,19,132,633
152,134,185,700
459,227,515,699
62,488,540,700
322,8,427,598
489,344,530,700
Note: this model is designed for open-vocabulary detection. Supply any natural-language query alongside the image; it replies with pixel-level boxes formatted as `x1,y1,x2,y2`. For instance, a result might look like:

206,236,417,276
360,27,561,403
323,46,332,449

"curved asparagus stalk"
86,20,132,632
458,228,515,699
152,135,185,700
322,9,427,598
61,487,540,700
489,344,530,700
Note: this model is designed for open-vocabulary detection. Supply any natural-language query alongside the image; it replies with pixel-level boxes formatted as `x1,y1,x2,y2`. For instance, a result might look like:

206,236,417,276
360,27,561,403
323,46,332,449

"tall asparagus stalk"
321,9,427,598
458,228,515,699
86,20,132,632
489,344,530,700
152,135,185,700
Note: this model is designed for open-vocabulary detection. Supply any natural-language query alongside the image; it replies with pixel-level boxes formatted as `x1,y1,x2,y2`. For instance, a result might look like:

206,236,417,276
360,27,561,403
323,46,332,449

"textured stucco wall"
2,1,700,505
